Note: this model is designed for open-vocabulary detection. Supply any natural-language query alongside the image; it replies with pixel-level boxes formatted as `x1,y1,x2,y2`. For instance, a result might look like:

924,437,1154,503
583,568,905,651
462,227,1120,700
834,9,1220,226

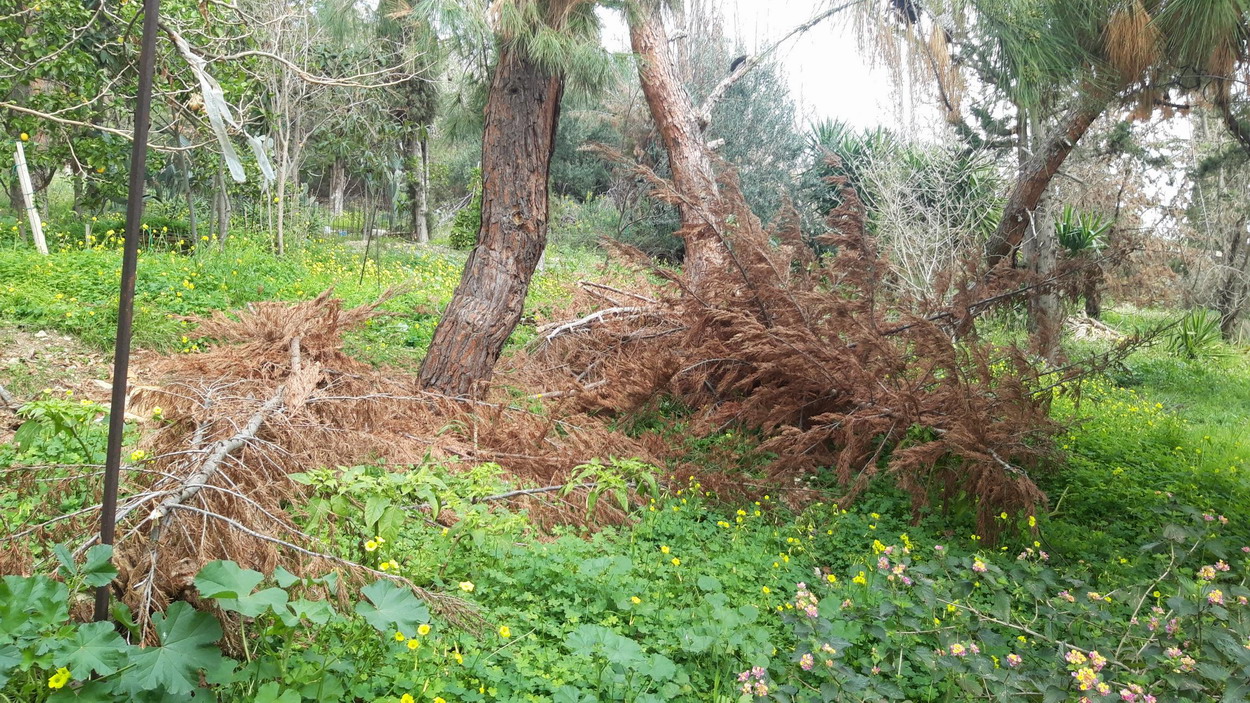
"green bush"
449,169,482,251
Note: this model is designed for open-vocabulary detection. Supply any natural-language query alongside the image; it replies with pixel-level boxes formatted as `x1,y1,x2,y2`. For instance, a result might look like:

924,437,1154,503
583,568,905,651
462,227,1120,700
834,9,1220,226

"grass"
0,225,601,368
2,220,1250,700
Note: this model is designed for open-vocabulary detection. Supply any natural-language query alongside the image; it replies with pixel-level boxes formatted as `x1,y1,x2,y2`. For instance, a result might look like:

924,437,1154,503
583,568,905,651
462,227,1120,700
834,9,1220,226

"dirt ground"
0,325,113,440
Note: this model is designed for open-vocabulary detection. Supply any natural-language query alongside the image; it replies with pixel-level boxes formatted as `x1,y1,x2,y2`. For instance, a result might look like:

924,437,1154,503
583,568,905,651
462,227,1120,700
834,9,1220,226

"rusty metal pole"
95,0,162,622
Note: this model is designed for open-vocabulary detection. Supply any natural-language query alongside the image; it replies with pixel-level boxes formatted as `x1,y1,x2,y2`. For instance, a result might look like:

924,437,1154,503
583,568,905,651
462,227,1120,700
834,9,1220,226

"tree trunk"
418,49,563,397
330,156,346,218
1025,212,1061,362
629,2,727,289
181,154,198,243
215,161,231,248
1216,219,1247,339
1082,264,1103,319
418,134,431,243
986,100,1104,268
407,129,430,243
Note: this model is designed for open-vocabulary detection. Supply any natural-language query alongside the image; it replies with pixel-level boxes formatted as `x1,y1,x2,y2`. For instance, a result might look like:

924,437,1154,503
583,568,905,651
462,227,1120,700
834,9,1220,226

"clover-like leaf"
354,579,429,634
52,621,130,678
124,602,224,696
81,545,119,588
194,560,265,599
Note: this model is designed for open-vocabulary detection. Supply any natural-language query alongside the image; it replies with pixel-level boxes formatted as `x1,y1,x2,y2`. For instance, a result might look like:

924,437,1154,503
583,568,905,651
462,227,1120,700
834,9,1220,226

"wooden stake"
14,140,47,255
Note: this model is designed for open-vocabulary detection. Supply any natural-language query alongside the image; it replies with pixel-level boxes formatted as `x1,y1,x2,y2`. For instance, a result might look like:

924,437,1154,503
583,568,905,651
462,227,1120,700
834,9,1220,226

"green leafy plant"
563,457,661,517
448,168,482,250
1167,309,1230,360
1055,204,1112,255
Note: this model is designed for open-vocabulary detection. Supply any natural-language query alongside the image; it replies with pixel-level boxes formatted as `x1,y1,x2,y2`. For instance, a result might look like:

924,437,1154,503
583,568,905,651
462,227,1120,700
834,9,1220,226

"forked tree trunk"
417,49,563,397
987,100,1104,268
629,2,727,289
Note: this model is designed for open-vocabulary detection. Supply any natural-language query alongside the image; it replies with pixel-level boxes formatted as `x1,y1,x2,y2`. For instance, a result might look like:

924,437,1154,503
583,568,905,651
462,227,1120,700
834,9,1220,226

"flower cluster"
793,583,819,618
1118,683,1158,702
1065,649,1111,696
737,666,769,697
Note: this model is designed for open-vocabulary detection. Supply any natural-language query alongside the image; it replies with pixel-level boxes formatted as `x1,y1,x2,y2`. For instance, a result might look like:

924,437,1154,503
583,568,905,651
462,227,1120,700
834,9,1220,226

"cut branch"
696,0,862,128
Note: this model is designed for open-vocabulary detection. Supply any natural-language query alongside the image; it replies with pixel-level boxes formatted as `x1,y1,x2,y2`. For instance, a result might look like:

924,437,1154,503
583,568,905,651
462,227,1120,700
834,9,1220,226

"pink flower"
877,556,890,570
972,559,987,573
800,653,814,670
753,681,768,696
1203,514,1215,522
1164,646,1182,658
934,545,944,551
1208,589,1225,605
1215,560,1230,572
1005,653,1022,668
1058,590,1076,603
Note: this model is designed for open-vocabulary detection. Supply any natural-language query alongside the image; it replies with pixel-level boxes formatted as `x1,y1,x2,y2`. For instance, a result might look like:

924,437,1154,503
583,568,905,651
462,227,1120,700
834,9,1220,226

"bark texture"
986,101,1104,268
629,2,727,288
417,49,563,396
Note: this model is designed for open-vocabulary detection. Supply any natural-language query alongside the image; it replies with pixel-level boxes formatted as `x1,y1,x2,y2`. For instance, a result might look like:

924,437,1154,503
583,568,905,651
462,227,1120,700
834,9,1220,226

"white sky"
598,0,915,131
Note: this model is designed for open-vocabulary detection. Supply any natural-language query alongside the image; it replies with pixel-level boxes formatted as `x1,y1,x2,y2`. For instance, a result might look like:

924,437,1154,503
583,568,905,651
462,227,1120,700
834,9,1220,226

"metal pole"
95,0,162,623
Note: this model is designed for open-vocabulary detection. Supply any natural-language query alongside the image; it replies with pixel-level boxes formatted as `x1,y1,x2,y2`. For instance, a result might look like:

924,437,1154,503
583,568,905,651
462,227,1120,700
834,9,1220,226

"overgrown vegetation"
4,0,1250,700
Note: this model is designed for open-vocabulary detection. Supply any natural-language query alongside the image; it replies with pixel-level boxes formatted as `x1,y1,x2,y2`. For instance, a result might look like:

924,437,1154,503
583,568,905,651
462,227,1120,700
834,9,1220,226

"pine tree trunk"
987,100,1104,268
629,2,727,289
418,49,563,397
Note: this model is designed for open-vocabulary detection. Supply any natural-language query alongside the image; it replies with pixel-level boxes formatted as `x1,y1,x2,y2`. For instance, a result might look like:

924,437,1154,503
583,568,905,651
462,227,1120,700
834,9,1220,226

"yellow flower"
852,571,867,585
670,557,681,566
380,560,398,571
434,698,446,703
151,407,163,417
762,586,771,594
417,624,431,636
20,132,30,142
630,596,641,604
660,545,670,554
48,667,70,689
365,540,379,552
406,638,420,650
458,581,475,592
498,625,512,638
825,574,837,583
394,631,405,642
401,695,415,703
129,450,146,462
453,650,464,664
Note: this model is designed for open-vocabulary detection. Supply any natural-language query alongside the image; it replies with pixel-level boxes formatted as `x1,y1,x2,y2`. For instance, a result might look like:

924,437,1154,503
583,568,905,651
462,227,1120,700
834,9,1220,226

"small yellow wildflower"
401,695,415,703
826,574,837,583
499,625,512,638
365,540,379,552
129,450,146,462
434,698,446,703
660,545,670,554
406,638,420,650
670,557,681,566
48,667,70,689
631,596,641,604
762,586,771,594
459,581,475,592
417,624,431,636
